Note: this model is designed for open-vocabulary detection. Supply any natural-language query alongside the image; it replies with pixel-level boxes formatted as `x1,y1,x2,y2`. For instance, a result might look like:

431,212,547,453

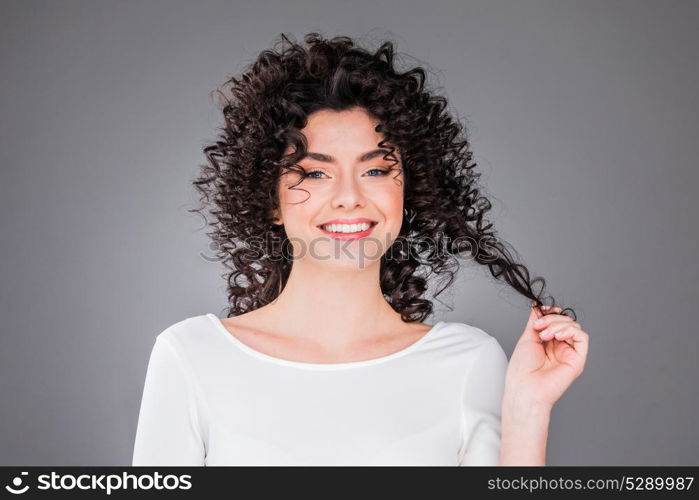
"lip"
317,220,378,241
316,217,378,227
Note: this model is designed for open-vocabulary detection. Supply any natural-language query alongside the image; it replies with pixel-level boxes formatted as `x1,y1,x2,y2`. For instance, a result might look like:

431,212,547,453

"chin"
321,258,382,271
310,242,386,269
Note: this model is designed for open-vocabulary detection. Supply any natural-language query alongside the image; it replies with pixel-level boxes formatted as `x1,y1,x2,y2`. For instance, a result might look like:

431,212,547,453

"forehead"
301,108,380,141
285,108,399,160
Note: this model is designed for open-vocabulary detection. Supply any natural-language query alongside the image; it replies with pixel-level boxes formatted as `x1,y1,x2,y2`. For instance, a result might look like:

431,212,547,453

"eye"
365,168,391,177
304,170,326,179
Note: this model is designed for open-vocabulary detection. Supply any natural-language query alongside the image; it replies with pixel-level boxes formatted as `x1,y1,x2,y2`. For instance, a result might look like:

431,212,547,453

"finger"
538,321,581,340
533,312,575,331
553,324,579,341
520,304,545,344
550,324,581,349
531,303,560,319
571,328,589,363
540,304,562,313
557,328,590,373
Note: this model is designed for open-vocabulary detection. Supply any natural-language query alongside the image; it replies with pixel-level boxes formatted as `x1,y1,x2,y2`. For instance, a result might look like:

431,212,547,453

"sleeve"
457,336,509,466
132,335,207,466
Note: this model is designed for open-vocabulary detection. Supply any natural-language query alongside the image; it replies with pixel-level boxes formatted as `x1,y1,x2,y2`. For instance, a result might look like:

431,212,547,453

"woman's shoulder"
153,312,220,347
435,320,508,360
438,320,498,344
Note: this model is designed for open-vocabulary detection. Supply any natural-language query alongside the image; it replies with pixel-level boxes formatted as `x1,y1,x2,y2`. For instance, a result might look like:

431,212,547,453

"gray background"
1,0,697,466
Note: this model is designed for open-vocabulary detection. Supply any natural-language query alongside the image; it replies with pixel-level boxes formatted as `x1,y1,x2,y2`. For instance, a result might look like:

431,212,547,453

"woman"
132,32,589,466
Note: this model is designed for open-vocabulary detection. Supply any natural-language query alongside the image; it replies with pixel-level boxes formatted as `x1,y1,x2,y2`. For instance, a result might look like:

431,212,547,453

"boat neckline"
205,313,446,371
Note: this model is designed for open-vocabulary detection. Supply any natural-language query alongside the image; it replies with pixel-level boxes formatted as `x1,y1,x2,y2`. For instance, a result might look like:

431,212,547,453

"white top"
132,313,509,466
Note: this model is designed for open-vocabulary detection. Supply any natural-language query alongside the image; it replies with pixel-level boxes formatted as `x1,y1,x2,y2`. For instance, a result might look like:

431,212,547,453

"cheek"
374,183,403,212
278,192,320,233
370,185,404,237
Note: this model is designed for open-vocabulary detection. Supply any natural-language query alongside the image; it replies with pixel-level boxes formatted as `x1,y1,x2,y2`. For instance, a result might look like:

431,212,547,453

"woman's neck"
260,258,405,350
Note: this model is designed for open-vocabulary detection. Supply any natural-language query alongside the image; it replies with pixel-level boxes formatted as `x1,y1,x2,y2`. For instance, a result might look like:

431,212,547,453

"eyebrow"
303,148,393,164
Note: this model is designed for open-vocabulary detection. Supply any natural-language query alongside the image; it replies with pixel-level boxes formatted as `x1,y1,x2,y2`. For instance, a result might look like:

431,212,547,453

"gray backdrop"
1,0,697,466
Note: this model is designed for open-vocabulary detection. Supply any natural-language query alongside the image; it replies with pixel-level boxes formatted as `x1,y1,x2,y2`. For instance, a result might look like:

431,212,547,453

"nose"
329,171,367,210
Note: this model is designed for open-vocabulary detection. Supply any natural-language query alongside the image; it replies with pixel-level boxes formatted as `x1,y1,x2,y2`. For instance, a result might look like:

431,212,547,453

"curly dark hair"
189,31,577,324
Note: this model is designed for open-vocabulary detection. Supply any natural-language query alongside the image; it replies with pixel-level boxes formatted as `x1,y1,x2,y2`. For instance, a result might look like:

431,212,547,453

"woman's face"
274,107,404,269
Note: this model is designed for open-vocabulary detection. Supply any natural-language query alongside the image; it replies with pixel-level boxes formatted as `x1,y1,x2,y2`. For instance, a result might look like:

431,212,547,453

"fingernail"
534,318,544,326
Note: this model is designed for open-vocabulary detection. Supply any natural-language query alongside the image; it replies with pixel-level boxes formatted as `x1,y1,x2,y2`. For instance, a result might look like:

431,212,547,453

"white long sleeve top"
132,313,509,466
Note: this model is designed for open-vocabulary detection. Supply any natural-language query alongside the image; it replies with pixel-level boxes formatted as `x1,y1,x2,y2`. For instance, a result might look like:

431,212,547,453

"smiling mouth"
317,221,378,234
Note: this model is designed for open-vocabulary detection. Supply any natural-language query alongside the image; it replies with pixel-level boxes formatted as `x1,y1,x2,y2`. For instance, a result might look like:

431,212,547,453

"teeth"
321,222,373,233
